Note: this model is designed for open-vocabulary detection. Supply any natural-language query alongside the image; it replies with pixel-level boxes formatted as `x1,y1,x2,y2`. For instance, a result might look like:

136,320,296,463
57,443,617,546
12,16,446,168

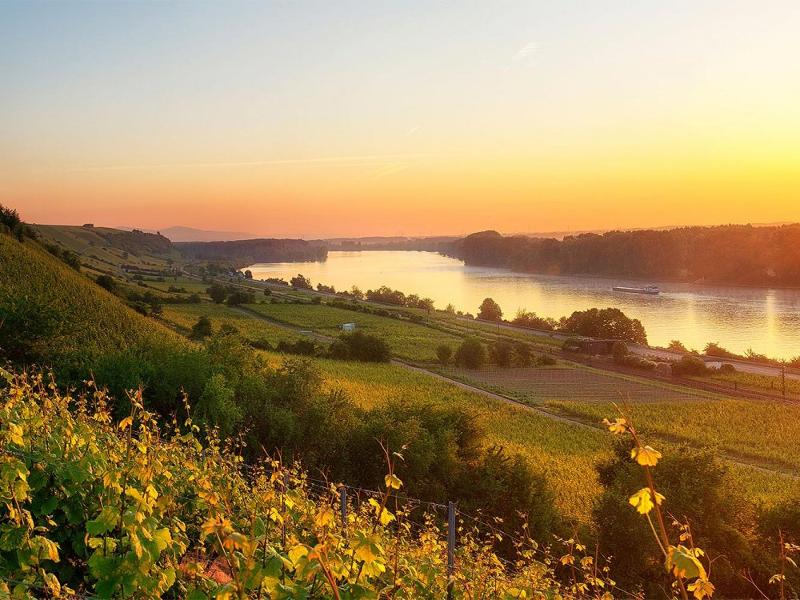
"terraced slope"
0,234,185,364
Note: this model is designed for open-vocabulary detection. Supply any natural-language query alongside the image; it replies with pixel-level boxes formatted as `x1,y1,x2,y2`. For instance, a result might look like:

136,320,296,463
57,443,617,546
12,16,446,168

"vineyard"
0,235,186,364
0,370,617,599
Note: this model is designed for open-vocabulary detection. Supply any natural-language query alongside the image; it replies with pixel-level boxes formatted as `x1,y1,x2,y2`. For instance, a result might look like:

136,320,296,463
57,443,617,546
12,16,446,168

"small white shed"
341,323,356,332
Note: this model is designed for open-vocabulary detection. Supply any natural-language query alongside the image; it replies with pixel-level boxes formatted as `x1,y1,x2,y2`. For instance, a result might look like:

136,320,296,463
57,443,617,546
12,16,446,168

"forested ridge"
447,225,800,286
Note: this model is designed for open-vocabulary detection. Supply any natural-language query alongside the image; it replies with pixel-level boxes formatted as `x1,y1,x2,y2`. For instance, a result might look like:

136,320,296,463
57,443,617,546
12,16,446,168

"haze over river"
248,251,800,360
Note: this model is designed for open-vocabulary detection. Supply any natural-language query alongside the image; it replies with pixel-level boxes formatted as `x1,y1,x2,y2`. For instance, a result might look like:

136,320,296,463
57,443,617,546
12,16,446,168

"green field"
246,301,463,362
161,302,304,346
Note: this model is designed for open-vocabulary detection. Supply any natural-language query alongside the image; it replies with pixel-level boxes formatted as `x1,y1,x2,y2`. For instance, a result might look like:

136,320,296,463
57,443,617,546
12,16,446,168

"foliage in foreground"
0,369,617,599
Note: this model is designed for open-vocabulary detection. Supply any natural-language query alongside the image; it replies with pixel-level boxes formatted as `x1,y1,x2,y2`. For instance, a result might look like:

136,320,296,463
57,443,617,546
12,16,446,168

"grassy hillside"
0,234,186,365
33,224,179,273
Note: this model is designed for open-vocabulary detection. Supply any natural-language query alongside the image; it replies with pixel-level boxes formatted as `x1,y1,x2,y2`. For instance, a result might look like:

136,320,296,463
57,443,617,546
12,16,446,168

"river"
246,250,800,360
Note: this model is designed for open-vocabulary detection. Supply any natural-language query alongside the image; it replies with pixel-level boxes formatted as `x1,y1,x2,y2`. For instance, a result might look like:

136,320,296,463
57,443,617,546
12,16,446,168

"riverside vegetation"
2,206,800,597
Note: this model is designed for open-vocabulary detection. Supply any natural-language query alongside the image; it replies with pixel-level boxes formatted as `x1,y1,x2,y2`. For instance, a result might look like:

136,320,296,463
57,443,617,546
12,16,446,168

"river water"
247,250,800,360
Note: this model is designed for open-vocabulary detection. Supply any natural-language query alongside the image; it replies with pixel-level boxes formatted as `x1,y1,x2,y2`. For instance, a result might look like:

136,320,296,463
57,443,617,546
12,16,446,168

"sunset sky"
2,1,799,238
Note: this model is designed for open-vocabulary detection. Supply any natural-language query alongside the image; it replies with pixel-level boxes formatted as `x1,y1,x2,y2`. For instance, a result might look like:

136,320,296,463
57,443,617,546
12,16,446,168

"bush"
512,341,533,367
436,344,453,365
328,331,391,363
611,341,629,363
276,338,319,356
207,283,228,303
718,363,737,375
454,338,486,369
535,354,557,366
704,342,737,359
672,355,709,376
226,290,256,306
95,274,117,294
594,441,753,597
190,315,213,340
490,340,513,367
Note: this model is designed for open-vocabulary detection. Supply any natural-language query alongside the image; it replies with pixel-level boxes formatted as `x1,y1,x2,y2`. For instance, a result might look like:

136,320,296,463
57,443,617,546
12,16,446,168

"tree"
243,269,253,279
512,309,556,331
477,298,502,322
418,297,435,313
436,344,453,366
454,338,486,369
207,284,228,304
190,316,213,340
667,339,689,353
445,303,456,314
559,307,647,344
290,274,312,289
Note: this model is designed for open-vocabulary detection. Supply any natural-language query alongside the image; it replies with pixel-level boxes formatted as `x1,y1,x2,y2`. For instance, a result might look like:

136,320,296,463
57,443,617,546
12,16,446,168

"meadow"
246,301,463,362
161,302,304,346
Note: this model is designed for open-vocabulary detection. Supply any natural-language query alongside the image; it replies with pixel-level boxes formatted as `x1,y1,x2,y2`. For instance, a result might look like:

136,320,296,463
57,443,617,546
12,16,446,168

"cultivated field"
444,363,715,404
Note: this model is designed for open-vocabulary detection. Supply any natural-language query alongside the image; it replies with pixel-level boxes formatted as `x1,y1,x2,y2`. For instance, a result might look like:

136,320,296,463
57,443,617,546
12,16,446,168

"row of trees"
476,297,648,344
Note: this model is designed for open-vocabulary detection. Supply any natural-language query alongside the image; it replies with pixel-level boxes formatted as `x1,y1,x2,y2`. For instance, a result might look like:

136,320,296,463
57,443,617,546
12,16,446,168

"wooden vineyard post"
447,501,456,600
339,485,348,539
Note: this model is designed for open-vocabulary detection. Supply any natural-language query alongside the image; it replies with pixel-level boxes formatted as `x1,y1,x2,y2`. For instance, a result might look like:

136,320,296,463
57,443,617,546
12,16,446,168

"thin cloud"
513,41,539,61
69,153,440,172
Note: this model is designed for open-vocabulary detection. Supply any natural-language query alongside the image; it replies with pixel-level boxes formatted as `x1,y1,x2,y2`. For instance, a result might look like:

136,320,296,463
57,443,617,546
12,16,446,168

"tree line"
447,225,800,286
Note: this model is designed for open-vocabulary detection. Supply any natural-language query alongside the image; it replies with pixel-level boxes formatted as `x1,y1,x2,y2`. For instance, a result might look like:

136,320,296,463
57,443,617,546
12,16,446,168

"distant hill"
0,233,186,367
176,238,328,265
116,225,255,242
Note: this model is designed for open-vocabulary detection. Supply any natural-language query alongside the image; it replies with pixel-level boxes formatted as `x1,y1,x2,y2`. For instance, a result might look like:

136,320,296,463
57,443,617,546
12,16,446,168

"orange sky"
3,2,799,237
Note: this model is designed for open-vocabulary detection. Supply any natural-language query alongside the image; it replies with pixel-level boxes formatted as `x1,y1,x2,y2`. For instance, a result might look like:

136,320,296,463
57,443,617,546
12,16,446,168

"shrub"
535,354,557,366
512,341,533,367
718,363,737,375
512,309,557,331
95,274,117,294
190,315,213,340
490,340,513,367
672,355,709,377
328,331,391,363
436,344,453,365
207,283,227,303
226,290,256,306
454,338,486,369
612,340,629,363
276,339,319,356
704,342,737,359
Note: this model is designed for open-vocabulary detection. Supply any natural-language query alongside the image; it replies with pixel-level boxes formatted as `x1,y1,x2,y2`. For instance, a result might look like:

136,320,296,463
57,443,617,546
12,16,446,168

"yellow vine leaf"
631,445,662,467
602,417,628,435
667,545,707,580
118,416,133,430
628,488,664,515
384,473,403,490
687,577,715,600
